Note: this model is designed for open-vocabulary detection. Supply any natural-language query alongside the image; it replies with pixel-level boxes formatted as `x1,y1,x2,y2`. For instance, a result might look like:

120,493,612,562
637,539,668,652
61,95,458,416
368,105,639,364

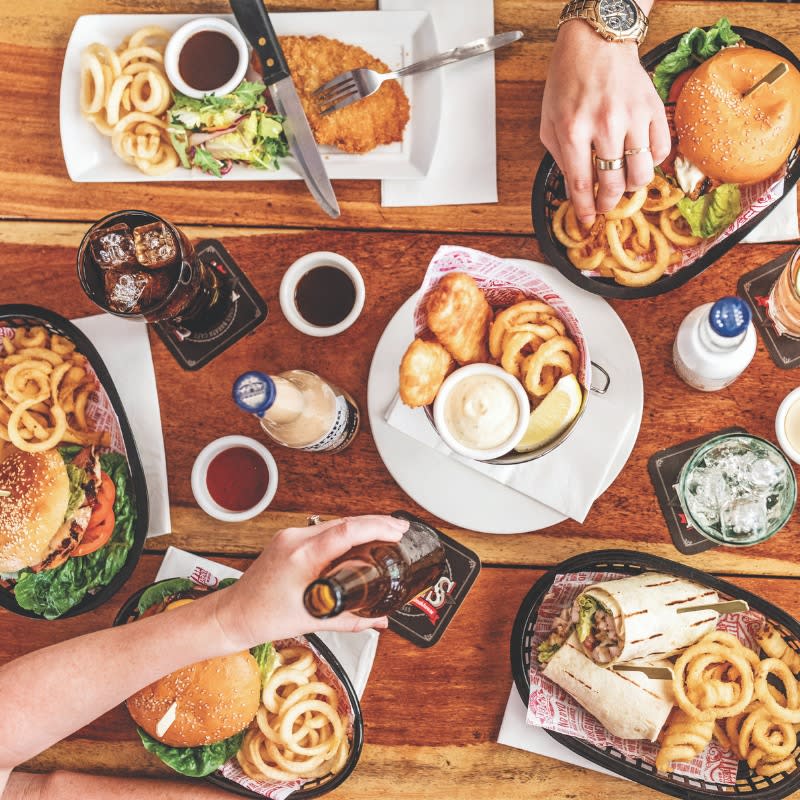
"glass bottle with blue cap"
673,296,757,391
233,370,360,452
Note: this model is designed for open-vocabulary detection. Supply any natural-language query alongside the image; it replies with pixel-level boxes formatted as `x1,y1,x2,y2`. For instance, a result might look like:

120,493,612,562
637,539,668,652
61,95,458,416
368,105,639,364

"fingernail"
579,215,595,226
374,617,389,630
388,516,410,531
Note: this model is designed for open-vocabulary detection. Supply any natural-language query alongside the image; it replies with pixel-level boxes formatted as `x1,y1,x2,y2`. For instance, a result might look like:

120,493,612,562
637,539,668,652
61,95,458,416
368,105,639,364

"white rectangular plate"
60,11,441,182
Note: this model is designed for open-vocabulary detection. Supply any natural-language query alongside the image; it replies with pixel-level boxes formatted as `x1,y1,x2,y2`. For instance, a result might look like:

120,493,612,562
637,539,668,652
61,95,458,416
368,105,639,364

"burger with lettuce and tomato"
0,444,136,619
653,18,800,239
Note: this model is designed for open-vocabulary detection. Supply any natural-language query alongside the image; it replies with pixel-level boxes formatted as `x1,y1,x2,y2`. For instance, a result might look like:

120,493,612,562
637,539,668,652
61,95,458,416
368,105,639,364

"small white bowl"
279,251,365,337
776,387,800,464
191,435,278,522
164,18,249,99
433,364,530,462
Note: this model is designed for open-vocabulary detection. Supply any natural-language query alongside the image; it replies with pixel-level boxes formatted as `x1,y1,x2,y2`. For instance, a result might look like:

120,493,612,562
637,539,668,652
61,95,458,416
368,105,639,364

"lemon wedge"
515,374,583,452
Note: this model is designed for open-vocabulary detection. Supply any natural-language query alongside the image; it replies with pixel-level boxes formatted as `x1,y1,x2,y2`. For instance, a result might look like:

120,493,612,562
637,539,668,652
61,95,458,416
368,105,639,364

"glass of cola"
77,210,224,326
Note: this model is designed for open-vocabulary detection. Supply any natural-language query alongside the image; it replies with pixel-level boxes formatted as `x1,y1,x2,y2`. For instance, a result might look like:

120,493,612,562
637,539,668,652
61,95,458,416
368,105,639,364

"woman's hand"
215,515,409,649
540,20,671,225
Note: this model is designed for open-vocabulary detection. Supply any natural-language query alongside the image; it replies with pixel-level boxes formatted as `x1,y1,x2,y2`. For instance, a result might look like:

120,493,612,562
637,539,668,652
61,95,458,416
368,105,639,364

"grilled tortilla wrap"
542,632,674,741
572,573,719,666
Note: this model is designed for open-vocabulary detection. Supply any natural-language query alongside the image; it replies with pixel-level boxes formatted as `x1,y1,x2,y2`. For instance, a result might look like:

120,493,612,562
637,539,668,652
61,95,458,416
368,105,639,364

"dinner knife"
229,0,340,219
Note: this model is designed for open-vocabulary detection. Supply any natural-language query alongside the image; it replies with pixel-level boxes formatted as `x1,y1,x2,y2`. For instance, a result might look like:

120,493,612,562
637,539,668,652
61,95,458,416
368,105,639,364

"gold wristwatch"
558,0,649,45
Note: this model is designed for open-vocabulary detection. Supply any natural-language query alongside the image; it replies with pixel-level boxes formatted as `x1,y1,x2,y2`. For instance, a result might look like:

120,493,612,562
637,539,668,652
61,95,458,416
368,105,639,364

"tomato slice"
667,68,696,104
97,471,116,509
72,512,115,557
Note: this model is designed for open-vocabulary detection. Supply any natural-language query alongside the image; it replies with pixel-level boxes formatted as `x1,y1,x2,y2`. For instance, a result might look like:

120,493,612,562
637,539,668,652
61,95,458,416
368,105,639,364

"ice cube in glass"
104,269,172,314
88,223,137,269
133,221,178,269
720,495,768,543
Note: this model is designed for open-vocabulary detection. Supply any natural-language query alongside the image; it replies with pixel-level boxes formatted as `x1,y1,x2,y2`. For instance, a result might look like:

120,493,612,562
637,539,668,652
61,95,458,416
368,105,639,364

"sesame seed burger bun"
674,46,800,185
0,449,69,573
127,650,261,747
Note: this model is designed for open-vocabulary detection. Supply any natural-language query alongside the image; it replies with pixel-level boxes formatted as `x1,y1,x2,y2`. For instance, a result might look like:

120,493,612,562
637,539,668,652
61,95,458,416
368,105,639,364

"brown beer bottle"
304,519,447,618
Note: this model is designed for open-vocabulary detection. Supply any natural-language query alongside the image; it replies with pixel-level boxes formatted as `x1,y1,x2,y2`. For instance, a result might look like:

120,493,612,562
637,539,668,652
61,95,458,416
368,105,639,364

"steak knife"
229,0,340,219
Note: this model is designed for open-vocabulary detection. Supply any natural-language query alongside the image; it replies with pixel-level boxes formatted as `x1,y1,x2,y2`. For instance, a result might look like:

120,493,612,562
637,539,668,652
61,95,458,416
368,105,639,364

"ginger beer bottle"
304,519,447,618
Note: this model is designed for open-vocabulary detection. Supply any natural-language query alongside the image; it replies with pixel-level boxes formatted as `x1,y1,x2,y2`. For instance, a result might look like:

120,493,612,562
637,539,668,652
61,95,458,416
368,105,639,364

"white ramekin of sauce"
776,387,800,464
191,435,278,522
279,251,366,338
164,18,249,99
433,364,530,461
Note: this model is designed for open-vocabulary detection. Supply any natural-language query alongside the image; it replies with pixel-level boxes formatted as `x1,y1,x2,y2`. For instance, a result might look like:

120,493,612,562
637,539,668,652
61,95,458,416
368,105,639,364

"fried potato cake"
426,273,492,364
280,35,410,154
399,338,454,408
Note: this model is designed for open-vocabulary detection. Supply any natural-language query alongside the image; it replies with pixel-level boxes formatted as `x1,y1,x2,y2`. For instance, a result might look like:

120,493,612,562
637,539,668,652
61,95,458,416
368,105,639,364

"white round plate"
366,259,643,534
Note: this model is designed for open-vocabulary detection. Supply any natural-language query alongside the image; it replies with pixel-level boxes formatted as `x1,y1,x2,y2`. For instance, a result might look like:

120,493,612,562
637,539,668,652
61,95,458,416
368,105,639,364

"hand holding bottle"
215,515,409,649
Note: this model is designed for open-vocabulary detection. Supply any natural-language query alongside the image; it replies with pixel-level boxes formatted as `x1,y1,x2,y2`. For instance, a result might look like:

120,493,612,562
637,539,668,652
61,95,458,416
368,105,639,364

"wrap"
573,572,719,665
542,633,675,741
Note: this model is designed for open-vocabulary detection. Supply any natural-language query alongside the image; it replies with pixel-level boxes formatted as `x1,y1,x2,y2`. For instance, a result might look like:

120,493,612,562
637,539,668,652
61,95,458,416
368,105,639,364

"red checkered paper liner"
413,245,590,389
581,172,786,279
0,325,127,458
218,635,357,800
526,570,769,785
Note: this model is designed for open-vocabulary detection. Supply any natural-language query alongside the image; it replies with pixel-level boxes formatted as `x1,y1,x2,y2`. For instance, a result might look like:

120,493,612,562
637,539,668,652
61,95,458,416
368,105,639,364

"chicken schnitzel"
279,35,410,154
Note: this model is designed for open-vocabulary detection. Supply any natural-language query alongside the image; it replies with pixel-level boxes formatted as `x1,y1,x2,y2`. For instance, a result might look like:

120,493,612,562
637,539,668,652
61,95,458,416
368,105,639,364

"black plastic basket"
0,304,149,619
114,580,364,799
510,549,800,800
532,27,800,299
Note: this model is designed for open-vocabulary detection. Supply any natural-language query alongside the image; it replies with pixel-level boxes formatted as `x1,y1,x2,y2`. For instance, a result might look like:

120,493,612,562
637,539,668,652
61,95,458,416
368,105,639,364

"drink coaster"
738,250,800,370
389,511,481,648
648,426,746,555
153,239,267,371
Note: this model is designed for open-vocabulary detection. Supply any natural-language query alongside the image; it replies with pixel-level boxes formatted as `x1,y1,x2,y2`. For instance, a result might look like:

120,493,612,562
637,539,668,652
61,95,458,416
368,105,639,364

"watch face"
598,0,637,32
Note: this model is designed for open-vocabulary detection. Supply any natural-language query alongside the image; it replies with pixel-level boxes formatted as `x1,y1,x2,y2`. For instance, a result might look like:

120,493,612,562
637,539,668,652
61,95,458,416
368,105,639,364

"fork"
312,30,523,116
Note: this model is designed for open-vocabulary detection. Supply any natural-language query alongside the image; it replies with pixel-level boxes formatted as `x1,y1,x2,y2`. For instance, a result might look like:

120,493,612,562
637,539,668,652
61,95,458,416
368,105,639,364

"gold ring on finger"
595,156,625,171
624,146,651,156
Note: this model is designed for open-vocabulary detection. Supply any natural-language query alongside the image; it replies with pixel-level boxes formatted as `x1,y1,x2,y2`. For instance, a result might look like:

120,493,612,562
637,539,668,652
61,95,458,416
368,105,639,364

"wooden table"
2,2,800,798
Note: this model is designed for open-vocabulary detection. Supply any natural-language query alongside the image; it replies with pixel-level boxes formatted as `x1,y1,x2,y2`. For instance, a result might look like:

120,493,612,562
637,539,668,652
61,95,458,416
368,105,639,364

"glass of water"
678,433,797,547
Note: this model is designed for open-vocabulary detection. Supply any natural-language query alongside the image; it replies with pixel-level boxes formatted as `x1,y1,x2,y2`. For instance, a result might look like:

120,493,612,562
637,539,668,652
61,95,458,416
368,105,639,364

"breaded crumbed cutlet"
279,35,410,154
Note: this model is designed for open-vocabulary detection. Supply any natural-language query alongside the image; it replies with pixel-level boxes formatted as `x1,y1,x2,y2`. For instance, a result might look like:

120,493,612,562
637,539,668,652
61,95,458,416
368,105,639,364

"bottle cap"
232,371,276,416
709,297,751,338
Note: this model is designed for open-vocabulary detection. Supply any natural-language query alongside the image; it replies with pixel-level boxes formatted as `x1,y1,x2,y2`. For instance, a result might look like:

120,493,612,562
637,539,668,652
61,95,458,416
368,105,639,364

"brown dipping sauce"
295,266,356,327
179,30,240,92
206,446,270,512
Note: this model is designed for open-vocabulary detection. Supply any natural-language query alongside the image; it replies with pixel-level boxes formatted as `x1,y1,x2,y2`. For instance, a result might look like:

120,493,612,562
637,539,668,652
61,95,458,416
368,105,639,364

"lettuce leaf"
138,727,244,778
64,463,86,519
537,639,561,665
137,577,195,616
652,18,741,100
575,595,602,643
14,452,137,619
677,183,742,238
250,642,277,686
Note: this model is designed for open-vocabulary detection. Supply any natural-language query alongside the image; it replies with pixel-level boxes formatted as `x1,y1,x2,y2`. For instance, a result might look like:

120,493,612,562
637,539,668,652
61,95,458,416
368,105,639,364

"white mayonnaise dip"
444,374,519,451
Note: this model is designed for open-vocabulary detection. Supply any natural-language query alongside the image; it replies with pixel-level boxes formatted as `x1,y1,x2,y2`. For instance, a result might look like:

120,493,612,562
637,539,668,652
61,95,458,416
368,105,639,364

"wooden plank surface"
6,556,800,799
0,2,797,233
1,220,799,574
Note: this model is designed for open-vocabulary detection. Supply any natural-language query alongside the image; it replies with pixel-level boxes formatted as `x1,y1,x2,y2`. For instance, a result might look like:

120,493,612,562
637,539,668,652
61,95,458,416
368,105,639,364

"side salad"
168,81,289,178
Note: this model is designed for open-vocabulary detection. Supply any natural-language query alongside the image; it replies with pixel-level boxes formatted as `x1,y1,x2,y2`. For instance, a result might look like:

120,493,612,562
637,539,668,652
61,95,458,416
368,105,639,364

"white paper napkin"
379,0,498,207
155,546,378,698
497,687,624,780
72,314,171,538
384,389,635,524
742,184,799,243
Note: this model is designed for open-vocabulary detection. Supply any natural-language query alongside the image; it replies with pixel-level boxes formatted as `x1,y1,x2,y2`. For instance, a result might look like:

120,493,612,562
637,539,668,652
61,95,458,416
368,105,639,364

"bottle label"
300,394,360,453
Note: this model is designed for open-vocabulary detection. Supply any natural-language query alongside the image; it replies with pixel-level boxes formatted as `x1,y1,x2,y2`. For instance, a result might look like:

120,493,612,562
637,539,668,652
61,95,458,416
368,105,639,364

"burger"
125,578,275,778
653,19,800,239
0,444,136,619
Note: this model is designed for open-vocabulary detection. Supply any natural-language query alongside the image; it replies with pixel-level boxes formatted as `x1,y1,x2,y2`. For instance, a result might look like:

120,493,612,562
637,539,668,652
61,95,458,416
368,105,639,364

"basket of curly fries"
532,22,800,300
397,246,593,465
512,550,800,799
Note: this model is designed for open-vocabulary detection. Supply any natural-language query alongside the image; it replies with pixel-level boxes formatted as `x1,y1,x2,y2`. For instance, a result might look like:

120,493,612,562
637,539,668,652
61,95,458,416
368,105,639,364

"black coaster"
389,511,481,648
153,239,267,371
738,250,800,370
648,427,746,555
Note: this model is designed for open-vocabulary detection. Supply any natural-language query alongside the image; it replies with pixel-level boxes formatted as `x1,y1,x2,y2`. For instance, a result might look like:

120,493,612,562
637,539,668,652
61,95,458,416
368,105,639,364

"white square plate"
60,11,441,182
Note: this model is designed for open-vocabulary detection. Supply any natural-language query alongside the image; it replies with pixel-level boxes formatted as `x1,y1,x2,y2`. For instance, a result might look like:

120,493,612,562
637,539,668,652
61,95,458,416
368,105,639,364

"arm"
540,0,671,225
0,514,408,797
